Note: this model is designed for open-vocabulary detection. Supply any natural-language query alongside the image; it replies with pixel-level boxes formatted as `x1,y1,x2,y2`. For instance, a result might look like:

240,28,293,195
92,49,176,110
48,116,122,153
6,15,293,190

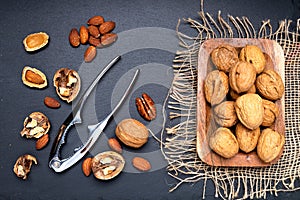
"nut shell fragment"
53,68,81,103
20,112,50,139
92,151,125,180
13,154,37,179
23,32,49,52
22,66,47,89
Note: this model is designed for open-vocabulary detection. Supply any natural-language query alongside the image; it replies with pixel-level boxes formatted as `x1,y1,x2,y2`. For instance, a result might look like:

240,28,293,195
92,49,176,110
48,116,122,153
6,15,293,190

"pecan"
135,93,156,121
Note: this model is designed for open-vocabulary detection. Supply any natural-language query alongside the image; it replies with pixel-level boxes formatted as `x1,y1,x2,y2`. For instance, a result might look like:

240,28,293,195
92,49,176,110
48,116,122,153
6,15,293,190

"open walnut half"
13,154,37,180
20,112,50,139
92,151,125,180
53,68,81,103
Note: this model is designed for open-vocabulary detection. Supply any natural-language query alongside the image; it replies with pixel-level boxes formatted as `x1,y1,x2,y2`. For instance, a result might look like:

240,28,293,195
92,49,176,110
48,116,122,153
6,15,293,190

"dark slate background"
0,0,299,199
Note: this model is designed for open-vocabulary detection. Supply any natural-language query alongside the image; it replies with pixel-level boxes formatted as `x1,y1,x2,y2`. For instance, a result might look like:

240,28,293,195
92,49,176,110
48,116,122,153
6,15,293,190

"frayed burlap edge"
160,6,300,200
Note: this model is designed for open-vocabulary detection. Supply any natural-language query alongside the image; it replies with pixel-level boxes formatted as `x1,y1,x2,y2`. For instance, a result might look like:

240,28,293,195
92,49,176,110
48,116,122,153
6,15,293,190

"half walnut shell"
23,32,49,52
13,154,37,180
53,68,81,103
92,151,125,180
20,112,50,139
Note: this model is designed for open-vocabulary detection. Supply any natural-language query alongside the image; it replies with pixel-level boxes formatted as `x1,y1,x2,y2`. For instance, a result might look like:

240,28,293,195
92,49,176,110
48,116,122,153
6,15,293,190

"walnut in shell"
262,99,279,127
239,45,266,74
13,154,37,179
92,151,125,180
213,101,237,127
229,84,256,100
204,70,229,105
53,68,81,103
229,61,256,93
256,69,284,101
211,44,239,72
20,112,50,139
209,127,239,159
257,128,285,163
235,94,264,130
235,123,260,153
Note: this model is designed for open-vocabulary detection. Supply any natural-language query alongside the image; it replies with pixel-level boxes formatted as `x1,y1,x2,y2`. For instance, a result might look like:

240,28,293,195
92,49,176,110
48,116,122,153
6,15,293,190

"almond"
84,46,97,62
87,15,104,26
79,26,89,44
132,157,151,172
99,21,115,35
88,25,100,38
101,33,118,46
44,96,61,108
108,138,122,153
88,36,101,47
69,28,80,47
82,157,92,176
35,134,49,150
25,70,45,84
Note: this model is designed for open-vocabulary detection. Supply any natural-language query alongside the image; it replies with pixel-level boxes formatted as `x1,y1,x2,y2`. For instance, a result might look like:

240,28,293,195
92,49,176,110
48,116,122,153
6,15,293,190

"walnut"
235,123,260,153
13,154,37,179
209,127,239,158
262,99,279,127
213,101,237,127
229,84,256,100
235,94,264,130
239,45,266,74
20,112,50,139
204,70,229,105
256,69,284,100
229,61,256,93
211,44,239,72
257,128,285,163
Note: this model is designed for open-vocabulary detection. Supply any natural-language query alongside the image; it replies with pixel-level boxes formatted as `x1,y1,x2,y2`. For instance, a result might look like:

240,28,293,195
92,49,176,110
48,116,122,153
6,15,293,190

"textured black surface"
0,0,299,199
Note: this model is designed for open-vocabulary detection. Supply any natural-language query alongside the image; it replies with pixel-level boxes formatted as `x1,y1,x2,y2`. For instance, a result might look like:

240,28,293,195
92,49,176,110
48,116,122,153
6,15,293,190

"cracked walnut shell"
20,112,50,139
235,123,260,153
229,61,256,93
256,69,284,101
213,101,237,128
92,151,125,180
257,128,285,163
204,70,229,105
211,44,239,72
239,45,266,74
53,68,81,103
235,94,264,130
23,32,49,52
13,154,37,180
209,127,239,159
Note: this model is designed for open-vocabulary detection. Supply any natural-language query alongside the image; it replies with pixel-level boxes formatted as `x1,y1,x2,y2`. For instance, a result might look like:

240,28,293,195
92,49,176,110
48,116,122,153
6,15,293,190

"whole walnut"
256,69,284,100
239,45,266,74
204,70,229,105
213,101,237,127
262,99,279,127
211,44,239,72
235,123,260,153
229,61,256,93
229,84,256,100
209,127,239,158
235,94,264,130
257,128,285,163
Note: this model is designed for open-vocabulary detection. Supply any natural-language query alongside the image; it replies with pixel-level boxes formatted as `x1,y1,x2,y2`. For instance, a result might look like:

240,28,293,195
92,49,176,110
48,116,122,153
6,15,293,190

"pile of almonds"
69,15,118,62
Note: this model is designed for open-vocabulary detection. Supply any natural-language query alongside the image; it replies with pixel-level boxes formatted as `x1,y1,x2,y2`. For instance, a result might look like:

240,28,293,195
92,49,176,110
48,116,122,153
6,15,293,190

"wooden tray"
196,38,285,167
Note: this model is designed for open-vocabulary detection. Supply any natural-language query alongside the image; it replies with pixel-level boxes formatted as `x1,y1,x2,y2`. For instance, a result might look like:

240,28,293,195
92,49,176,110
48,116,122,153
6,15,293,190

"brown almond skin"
132,157,151,172
69,28,80,47
84,46,97,62
108,138,122,153
79,26,89,44
82,157,92,176
99,21,115,35
44,96,61,108
88,25,100,38
88,36,102,47
25,70,45,84
36,134,49,150
101,33,118,46
87,15,104,26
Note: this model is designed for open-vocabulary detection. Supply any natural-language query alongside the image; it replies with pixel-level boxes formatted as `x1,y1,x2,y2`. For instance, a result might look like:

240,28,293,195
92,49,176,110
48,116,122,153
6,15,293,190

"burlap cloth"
160,2,300,199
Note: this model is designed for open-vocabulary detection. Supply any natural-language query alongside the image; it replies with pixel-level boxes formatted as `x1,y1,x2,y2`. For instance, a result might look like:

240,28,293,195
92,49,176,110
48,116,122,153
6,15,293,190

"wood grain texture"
197,38,285,167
